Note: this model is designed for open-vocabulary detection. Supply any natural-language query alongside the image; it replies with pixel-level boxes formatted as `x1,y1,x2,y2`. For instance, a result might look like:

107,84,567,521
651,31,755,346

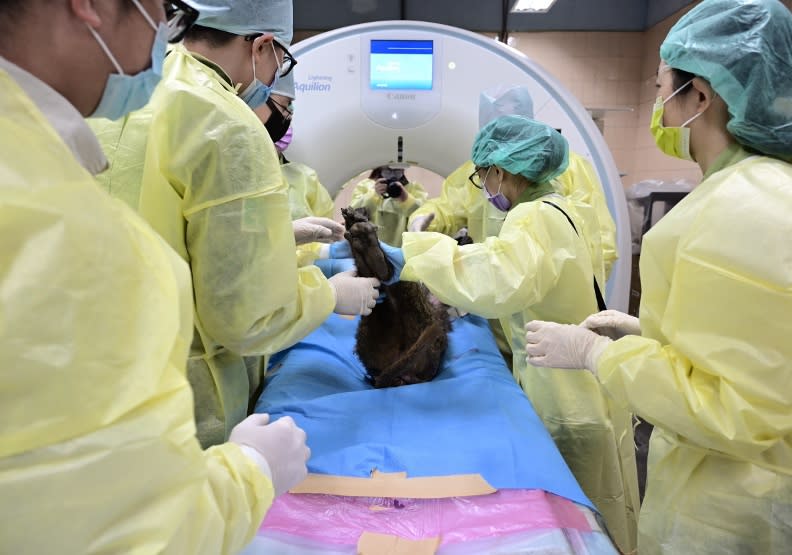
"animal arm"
341,207,451,388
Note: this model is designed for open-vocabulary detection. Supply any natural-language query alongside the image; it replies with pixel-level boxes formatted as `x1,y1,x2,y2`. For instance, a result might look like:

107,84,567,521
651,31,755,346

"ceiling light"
511,0,558,13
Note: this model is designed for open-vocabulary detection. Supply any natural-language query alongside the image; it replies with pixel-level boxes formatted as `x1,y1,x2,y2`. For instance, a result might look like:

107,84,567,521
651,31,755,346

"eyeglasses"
164,0,199,43
380,167,405,181
468,166,486,189
244,35,298,78
269,96,293,118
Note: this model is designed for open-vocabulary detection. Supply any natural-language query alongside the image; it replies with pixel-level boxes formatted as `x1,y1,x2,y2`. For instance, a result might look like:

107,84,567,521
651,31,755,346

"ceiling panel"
293,0,698,33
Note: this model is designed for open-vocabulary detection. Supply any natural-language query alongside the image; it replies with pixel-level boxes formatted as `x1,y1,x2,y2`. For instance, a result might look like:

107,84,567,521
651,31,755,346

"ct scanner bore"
287,21,631,311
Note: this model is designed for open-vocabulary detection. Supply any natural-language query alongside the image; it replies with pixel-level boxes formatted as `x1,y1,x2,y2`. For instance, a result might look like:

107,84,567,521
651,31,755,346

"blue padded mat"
256,313,593,510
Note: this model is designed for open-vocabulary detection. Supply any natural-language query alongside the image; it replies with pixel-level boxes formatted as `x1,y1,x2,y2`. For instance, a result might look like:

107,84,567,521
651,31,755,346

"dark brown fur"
341,207,451,388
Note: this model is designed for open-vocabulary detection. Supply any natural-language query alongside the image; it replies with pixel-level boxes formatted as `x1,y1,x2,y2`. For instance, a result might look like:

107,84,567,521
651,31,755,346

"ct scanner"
287,21,631,311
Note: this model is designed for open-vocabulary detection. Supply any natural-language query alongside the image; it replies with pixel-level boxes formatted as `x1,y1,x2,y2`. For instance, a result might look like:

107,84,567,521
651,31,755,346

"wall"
504,30,650,187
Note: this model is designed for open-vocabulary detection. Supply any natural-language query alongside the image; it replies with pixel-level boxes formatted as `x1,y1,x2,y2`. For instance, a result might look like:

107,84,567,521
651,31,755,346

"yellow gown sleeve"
401,199,579,318
409,160,476,236
301,163,335,219
284,161,335,220
283,161,337,266
349,178,383,216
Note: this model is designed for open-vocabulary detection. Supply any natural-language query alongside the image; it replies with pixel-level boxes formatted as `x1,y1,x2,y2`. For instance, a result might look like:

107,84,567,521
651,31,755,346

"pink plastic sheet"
260,489,592,546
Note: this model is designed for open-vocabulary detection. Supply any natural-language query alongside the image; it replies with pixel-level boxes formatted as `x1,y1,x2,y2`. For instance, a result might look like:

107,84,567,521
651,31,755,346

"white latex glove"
328,270,380,315
293,217,345,245
229,413,310,497
580,309,641,340
525,320,612,373
408,212,435,232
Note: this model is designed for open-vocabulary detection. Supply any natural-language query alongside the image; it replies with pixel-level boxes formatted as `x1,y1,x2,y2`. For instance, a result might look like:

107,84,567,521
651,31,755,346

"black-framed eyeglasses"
269,96,293,118
244,35,298,78
468,166,485,189
164,0,199,43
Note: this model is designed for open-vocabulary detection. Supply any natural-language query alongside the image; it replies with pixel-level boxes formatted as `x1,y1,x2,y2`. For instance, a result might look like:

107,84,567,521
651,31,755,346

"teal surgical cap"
272,71,295,100
192,0,293,45
660,0,792,160
479,85,535,129
472,115,569,184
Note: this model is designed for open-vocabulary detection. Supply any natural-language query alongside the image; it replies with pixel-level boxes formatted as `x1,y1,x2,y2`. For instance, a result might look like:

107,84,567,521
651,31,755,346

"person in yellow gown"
526,1,792,552
350,165,428,247
408,85,617,287
89,0,380,448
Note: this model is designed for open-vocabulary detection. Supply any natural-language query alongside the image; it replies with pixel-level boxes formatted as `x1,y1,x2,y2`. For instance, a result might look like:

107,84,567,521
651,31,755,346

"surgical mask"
87,1,167,120
240,42,280,109
650,79,703,161
275,125,293,152
482,167,511,212
265,97,292,143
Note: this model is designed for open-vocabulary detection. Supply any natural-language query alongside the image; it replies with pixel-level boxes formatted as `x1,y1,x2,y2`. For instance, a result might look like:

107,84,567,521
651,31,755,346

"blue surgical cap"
660,0,792,160
472,115,569,183
191,0,293,45
272,71,295,100
479,85,535,129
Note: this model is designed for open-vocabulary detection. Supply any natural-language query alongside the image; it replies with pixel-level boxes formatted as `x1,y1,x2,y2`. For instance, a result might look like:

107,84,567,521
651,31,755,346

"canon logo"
387,93,416,101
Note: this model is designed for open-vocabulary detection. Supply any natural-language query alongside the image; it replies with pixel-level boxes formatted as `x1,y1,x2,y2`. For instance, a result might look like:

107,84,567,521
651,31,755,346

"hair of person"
368,166,408,186
671,67,697,95
0,0,30,35
184,24,238,47
0,0,28,13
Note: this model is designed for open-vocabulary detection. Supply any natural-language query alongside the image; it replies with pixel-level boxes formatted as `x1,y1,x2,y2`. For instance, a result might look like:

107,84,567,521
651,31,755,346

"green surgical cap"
479,85,535,129
192,0,293,45
472,115,569,183
660,0,792,160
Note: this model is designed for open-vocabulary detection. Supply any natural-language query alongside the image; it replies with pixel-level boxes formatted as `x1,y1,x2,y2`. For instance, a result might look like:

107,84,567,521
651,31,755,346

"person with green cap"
408,85,617,287
525,0,792,552
335,114,638,552
89,0,381,450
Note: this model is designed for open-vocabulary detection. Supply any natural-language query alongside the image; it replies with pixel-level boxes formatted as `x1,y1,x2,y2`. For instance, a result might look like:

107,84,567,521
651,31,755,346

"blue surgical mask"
482,167,512,212
240,42,281,109
87,1,167,120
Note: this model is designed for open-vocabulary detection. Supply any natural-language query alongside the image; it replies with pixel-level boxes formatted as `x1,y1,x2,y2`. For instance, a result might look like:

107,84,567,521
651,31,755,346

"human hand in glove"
580,309,640,340
293,217,345,245
408,212,435,232
329,270,381,315
524,320,611,374
229,413,310,497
